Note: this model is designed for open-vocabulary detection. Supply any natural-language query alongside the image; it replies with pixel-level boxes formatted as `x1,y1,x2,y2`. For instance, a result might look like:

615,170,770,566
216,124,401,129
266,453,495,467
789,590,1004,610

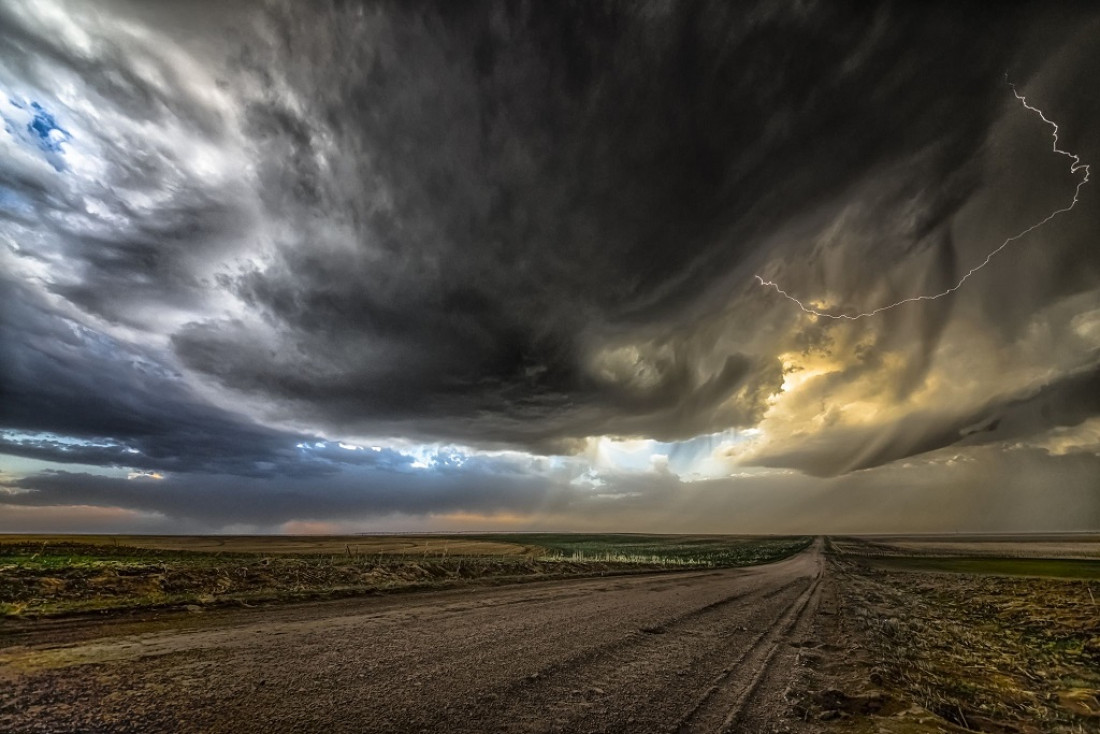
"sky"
1,0,1098,535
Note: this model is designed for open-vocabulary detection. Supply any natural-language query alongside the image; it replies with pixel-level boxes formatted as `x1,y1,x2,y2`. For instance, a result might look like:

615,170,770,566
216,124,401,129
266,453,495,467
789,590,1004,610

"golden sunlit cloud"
127,471,164,480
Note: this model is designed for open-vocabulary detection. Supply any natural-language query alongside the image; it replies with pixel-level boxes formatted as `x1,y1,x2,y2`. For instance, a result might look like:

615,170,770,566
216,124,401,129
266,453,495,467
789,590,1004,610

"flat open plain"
4,535,1099,733
1,541,824,733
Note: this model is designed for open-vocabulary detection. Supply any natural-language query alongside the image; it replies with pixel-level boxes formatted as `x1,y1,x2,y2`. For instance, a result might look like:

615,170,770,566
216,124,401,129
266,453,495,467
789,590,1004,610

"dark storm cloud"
168,0,1049,446
2,0,1099,519
5,442,1097,532
0,275,413,478
0,1,259,329
2,453,553,526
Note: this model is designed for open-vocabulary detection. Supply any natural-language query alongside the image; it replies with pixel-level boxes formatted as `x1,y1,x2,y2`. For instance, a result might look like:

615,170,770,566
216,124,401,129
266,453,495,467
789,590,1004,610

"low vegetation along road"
5,535,1099,732
1,541,824,733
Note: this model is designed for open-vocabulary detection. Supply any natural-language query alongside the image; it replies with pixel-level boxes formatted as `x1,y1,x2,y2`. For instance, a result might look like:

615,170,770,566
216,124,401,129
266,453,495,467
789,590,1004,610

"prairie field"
0,534,535,557
830,534,1100,561
3,535,1099,733
798,535,1100,732
0,533,810,617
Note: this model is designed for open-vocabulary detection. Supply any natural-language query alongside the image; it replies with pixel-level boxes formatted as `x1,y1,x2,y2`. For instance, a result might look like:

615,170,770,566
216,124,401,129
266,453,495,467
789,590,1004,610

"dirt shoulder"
792,546,1100,733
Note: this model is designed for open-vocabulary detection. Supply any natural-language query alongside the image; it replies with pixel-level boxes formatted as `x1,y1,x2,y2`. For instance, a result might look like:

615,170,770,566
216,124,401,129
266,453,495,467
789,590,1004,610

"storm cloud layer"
1,1,1099,532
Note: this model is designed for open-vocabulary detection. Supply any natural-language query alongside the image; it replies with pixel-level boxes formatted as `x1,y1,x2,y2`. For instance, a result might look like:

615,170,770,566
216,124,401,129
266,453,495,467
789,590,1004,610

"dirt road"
1,540,824,733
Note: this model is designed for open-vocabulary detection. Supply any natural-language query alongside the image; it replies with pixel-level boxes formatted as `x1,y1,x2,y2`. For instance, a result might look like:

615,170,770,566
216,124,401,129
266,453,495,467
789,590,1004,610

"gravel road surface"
1,540,824,733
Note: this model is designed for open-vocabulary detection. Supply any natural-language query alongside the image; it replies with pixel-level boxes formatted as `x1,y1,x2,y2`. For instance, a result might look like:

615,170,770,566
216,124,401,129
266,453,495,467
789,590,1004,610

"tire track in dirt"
435,543,823,734
297,569,801,714
682,576,820,733
438,576,808,733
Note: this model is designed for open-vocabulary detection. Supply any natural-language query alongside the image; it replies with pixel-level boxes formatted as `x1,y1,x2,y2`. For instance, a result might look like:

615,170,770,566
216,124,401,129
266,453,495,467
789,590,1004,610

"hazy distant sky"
2,1,1098,534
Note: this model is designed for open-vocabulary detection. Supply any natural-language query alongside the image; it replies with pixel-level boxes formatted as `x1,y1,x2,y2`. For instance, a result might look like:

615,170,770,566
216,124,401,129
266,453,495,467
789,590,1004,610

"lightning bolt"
755,83,1091,320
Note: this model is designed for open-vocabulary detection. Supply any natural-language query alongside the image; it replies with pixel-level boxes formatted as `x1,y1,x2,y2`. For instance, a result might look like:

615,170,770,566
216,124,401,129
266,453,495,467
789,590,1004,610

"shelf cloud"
2,1,1099,532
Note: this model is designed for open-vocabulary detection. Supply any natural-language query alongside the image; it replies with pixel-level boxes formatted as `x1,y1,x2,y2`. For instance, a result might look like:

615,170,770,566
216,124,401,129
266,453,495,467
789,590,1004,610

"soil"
0,542,826,733
790,544,1100,733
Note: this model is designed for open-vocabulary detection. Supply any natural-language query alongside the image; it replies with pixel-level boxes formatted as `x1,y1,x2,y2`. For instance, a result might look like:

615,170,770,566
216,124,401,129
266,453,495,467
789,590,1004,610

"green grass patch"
466,534,813,567
868,556,1100,580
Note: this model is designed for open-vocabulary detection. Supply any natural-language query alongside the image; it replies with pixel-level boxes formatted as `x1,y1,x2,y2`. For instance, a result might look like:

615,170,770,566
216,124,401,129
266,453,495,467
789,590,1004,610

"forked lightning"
755,83,1091,320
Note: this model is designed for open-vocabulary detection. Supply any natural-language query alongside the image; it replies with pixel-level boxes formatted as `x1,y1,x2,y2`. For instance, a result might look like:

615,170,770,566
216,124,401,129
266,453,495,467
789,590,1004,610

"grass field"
868,555,1100,580
0,534,811,618
830,534,1100,560
0,534,535,557
814,535,1100,732
468,534,810,565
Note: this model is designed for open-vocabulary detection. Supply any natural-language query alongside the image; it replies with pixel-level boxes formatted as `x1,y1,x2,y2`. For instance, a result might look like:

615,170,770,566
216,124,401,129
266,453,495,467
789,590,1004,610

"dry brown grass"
0,534,536,557
0,547,664,617
1,535,810,617
831,536,1100,561
832,553,1100,733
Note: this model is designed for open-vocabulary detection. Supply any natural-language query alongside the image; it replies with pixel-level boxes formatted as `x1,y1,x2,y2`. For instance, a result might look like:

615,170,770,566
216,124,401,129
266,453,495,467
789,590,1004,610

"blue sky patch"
4,96,71,171
26,101,70,153
0,185,33,215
